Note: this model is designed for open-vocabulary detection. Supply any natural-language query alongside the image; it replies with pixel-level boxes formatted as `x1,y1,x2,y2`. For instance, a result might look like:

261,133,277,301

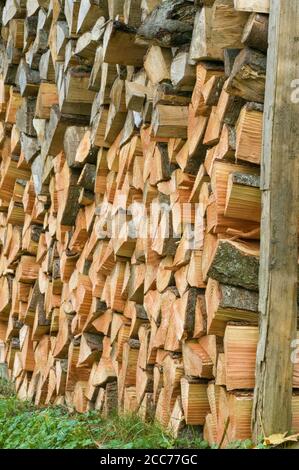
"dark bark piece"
184,288,203,337
231,172,260,188
224,48,241,77
153,83,191,107
137,0,197,47
184,143,207,175
16,98,37,136
218,283,259,312
222,95,245,127
61,188,81,226
24,15,38,52
128,338,141,349
78,163,96,191
3,62,18,86
242,13,268,53
207,240,259,291
103,380,118,417
31,225,43,243
225,47,267,103
79,188,94,205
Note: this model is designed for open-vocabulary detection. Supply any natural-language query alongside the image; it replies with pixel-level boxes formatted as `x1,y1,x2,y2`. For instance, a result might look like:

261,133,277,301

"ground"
0,378,209,449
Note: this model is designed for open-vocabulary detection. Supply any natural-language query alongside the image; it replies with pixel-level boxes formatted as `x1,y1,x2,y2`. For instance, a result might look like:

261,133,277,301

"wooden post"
252,0,299,440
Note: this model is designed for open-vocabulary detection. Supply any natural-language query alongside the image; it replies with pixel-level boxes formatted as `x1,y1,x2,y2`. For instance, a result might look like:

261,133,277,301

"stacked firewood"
1,0,297,446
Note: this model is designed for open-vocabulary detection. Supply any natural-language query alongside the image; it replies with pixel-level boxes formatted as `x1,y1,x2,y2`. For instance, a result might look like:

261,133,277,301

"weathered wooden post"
253,0,299,440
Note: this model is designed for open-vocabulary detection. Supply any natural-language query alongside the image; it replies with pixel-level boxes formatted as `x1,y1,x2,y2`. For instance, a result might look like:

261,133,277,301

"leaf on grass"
264,432,299,446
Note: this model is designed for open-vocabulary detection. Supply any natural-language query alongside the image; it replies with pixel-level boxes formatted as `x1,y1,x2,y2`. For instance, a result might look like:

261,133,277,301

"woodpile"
0,0,296,447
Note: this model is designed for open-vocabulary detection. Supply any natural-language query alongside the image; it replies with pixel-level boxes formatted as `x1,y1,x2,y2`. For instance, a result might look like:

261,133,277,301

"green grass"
0,378,209,449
